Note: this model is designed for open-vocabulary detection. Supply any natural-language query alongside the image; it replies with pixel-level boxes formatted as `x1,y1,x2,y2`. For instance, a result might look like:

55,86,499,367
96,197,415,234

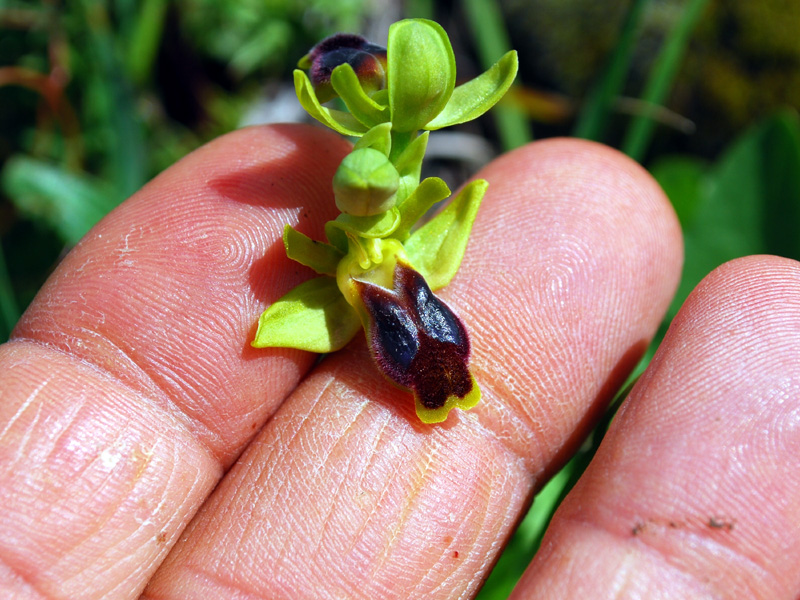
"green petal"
336,238,409,312
252,276,360,353
387,19,456,132
283,225,344,277
325,207,400,241
354,123,393,156
425,50,518,130
394,176,451,241
405,178,488,290
331,63,390,128
294,70,368,137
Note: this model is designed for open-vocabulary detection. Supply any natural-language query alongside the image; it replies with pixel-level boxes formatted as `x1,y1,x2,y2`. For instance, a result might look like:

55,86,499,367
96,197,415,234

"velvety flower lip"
355,261,477,419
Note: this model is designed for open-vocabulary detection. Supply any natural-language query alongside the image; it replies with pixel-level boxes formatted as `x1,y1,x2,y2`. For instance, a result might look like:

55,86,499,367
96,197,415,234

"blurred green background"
1,0,799,597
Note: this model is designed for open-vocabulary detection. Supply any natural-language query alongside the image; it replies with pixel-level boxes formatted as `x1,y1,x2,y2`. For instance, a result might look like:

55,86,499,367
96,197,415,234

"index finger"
0,124,350,598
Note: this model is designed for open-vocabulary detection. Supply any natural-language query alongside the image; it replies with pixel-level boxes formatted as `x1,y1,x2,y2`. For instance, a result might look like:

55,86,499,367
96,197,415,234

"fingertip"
13,123,352,462
453,137,684,467
514,254,800,599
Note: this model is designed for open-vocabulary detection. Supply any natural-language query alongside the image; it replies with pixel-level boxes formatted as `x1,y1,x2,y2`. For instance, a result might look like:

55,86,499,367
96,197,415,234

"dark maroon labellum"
306,33,387,103
356,263,473,410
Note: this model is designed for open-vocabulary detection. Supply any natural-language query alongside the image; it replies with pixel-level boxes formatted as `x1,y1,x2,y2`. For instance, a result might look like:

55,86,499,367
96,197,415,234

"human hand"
1,124,797,599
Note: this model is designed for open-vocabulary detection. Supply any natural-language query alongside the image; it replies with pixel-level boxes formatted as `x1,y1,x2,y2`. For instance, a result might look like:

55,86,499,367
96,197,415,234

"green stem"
125,0,169,86
573,0,650,141
462,0,532,150
621,0,710,161
389,129,416,164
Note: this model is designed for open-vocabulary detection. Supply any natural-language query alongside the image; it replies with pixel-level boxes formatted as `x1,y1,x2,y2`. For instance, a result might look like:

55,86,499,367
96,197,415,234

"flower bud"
333,148,400,216
302,33,387,104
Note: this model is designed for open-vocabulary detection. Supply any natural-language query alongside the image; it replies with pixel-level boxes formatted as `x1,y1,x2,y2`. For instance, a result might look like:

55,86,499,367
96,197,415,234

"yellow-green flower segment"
252,19,518,423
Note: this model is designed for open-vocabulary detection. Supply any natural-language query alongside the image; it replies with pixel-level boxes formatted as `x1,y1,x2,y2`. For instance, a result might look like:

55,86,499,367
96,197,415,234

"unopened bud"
333,148,400,216
302,33,387,104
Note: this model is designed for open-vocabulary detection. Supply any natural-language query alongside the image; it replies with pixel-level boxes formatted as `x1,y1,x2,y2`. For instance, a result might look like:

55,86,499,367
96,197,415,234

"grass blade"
0,243,20,341
463,0,532,150
622,0,710,161
573,0,650,141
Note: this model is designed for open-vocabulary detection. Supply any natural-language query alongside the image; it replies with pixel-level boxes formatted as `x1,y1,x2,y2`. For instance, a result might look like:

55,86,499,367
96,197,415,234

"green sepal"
326,207,400,241
425,50,519,130
387,19,456,132
297,53,312,69
371,89,389,106
331,63,390,128
294,70,368,137
354,123,393,156
324,224,349,255
393,131,429,203
394,176,451,241
252,276,360,353
405,178,488,290
283,225,344,277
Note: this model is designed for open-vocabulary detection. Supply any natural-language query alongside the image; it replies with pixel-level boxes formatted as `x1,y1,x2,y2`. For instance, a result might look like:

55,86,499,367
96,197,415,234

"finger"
144,138,683,599
511,256,800,599
0,125,350,598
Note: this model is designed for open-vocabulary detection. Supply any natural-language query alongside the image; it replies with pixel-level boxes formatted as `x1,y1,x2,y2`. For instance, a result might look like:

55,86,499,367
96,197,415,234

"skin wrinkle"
331,416,398,553
56,436,184,599
211,382,346,582
0,346,220,599
558,512,773,597
309,414,369,560
11,336,215,465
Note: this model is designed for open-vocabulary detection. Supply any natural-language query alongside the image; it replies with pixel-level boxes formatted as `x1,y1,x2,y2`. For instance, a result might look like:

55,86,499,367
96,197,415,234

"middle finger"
144,138,682,599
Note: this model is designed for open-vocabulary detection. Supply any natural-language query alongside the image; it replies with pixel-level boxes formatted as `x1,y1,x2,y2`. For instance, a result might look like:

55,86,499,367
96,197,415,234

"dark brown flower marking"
356,261,474,411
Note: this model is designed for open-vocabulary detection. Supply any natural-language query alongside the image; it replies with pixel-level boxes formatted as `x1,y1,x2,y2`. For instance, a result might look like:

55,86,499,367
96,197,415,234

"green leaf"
621,0,711,161
294,70,369,137
354,123,393,156
394,176,451,241
425,50,518,130
1,155,120,245
387,19,456,132
252,277,361,353
326,207,401,241
462,0,532,150
650,111,800,319
648,155,709,228
283,225,344,277
0,243,19,342
331,63,390,128
572,0,649,141
405,178,488,290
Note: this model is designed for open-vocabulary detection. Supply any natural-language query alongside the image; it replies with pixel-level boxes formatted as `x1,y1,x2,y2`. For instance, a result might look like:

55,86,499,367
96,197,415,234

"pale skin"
1,124,799,599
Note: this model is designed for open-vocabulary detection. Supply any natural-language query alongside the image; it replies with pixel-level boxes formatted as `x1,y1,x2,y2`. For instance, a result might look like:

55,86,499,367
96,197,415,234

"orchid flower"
252,19,518,423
